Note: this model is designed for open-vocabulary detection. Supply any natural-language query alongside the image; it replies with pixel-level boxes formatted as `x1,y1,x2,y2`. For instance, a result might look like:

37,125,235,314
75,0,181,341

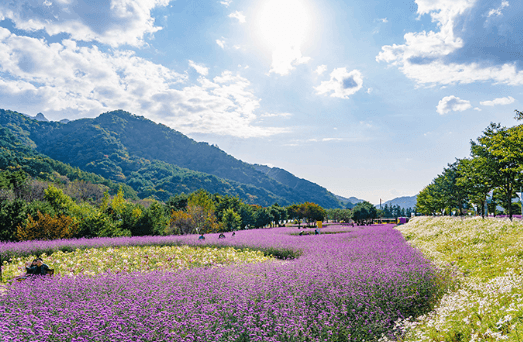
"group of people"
198,231,236,240
16,258,50,280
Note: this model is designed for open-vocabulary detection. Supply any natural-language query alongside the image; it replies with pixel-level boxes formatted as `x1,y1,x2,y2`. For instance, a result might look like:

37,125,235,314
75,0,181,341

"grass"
385,216,523,342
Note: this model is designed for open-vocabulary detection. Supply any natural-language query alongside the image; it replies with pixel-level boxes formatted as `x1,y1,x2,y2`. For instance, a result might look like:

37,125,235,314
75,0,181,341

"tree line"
0,168,329,242
416,110,523,220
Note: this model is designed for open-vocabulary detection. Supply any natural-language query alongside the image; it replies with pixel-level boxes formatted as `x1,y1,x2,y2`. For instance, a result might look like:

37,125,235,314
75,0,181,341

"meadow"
0,224,446,341
388,216,523,342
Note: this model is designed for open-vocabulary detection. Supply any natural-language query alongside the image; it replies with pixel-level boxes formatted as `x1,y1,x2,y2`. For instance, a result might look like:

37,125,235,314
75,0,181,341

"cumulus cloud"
0,28,284,138
315,65,327,75
376,0,523,86
188,60,209,76
0,0,170,47
436,96,472,115
480,96,515,106
229,11,246,23
315,68,363,99
220,0,233,7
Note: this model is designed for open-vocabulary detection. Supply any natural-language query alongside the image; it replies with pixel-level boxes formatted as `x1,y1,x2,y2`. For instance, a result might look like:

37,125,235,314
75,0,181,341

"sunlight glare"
255,0,311,50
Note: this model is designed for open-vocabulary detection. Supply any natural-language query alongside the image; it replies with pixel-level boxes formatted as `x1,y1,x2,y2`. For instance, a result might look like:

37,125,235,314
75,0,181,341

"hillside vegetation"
0,109,341,207
390,216,523,342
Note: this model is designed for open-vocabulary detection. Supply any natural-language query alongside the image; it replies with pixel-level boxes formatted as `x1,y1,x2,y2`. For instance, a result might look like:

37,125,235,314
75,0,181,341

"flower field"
0,224,446,341
389,216,523,341
1,245,270,279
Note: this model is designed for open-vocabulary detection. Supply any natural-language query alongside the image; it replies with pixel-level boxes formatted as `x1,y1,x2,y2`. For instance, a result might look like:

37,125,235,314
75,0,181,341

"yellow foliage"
17,211,79,241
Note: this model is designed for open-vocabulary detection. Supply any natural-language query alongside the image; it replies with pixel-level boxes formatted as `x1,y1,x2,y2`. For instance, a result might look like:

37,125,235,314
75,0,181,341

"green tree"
352,201,377,224
238,204,255,229
0,199,27,241
44,184,77,215
471,123,523,220
457,157,495,218
221,208,241,232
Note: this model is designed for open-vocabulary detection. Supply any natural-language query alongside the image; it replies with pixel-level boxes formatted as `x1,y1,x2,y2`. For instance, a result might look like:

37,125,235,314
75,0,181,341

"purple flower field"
0,225,445,341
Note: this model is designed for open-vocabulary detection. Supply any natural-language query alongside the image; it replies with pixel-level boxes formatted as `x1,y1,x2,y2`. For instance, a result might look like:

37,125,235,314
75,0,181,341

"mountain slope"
0,109,343,207
378,195,418,209
0,126,138,199
252,164,340,208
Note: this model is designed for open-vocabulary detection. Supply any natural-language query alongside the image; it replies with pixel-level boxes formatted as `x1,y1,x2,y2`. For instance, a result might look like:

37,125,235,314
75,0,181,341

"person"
15,259,38,280
30,258,50,276
198,234,205,240
232,231,236,237
299,231,304,236
314,228,320,235
25,259,38,275
218,233,225,239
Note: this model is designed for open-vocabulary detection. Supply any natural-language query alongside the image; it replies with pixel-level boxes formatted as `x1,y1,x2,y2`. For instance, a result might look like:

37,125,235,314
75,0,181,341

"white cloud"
487,0,509,17
378,18,388,23
474,107,482,111
188,60,209,76
0,0,170,47
436,96,472,115
269,47,311,76
0,28,284,138
216,39,225,49
376,0,523,86
220,0,232,7
367,87,373,94
480,96,515,106
315,68,363,99
315,65,327,75
229,11,246,23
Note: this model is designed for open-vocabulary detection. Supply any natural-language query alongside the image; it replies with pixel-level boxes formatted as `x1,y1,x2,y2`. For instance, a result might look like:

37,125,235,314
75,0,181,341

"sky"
0,0,521,204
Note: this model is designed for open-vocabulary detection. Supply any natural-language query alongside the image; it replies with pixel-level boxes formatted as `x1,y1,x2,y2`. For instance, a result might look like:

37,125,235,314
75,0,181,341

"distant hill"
377,195,418,209
334,194,365,209
0,109,344,207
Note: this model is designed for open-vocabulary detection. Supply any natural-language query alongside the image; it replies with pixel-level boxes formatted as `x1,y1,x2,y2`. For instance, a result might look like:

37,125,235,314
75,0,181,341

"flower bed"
0,224,446,341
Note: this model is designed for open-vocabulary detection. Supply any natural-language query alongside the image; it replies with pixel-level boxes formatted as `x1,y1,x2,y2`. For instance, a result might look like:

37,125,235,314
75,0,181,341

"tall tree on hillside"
471,123,523,220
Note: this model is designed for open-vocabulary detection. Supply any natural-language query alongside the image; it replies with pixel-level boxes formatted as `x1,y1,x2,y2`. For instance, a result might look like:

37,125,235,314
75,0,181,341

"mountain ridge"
0,109,344,208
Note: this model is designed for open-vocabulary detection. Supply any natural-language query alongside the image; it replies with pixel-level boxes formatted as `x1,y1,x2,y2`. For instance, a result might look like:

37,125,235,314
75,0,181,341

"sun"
253,0,312,51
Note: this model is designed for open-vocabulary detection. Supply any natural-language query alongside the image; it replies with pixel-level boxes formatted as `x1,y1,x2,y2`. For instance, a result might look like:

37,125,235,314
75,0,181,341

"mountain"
22,112,49,122
0,109,343,207
0,126,137,199
377,195,418,209
335,195,364,205
252,164,340,208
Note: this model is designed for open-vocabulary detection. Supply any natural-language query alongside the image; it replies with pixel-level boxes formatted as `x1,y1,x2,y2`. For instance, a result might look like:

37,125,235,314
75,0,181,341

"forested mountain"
0,126,137,199
0,109,343,207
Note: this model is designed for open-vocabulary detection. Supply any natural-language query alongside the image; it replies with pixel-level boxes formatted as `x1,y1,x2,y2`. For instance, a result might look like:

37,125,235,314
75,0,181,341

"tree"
221,208,241,232
352,201,377,224
471,123,523,220
166,193,189,213
238,204,255,229
17,211,78,241
457,157,495,218
253,207,271,228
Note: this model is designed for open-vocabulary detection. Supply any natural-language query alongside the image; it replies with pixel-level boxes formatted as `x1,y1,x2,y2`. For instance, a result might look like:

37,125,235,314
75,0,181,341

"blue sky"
0,0,521,204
